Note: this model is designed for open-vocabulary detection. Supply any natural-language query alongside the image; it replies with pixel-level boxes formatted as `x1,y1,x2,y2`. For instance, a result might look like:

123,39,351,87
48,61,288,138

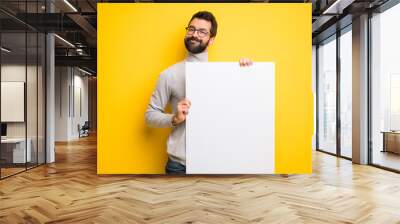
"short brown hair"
189,11,218,38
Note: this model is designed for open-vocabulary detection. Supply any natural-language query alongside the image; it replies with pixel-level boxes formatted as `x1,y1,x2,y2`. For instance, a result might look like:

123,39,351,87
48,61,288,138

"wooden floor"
1,163,45,178
1,135,400,224
0,167,26,178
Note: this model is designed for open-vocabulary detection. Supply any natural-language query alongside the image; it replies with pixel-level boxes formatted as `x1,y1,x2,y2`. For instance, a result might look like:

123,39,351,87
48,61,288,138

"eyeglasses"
185,26,210,38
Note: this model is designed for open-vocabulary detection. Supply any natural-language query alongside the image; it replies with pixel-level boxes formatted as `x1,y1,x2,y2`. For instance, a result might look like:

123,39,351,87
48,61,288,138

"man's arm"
146,58,250,128
145,73,175,128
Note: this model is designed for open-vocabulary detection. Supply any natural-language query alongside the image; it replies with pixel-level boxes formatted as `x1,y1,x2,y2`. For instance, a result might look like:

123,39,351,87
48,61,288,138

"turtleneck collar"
186,51,208,62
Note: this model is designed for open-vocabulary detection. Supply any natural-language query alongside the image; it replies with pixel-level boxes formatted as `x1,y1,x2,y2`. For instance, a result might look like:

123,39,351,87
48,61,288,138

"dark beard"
184,36,209,54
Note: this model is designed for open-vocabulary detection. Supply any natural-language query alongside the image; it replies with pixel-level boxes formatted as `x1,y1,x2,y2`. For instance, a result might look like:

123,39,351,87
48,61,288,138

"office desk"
382,131,400,154
1,138,32,163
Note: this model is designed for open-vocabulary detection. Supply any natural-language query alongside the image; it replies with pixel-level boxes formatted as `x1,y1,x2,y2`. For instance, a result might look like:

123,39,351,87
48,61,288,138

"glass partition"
317,35,337,154
0,1,46,179
371,3,400,171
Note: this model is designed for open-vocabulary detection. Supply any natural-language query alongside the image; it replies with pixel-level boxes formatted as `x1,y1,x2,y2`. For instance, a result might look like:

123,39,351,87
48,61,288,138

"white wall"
55,67,89,141
73,73,89,138
55,67,70,141
1,65,26,137
1,63,46,164
1,65,39,138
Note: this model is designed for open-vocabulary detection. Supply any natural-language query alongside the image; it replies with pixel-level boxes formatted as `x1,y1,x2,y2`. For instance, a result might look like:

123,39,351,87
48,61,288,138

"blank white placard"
1,82,25,122
185,62,275,174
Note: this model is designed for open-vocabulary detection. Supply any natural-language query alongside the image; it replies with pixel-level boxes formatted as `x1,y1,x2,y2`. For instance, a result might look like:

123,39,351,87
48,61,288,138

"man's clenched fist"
172,98,191,126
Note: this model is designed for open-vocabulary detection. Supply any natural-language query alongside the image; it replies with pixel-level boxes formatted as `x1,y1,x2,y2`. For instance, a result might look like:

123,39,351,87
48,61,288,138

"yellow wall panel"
98,3,312,174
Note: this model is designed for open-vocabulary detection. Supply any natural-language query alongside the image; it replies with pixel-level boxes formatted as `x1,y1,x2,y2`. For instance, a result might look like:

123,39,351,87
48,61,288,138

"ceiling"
0,0,97,74
0,0,394,75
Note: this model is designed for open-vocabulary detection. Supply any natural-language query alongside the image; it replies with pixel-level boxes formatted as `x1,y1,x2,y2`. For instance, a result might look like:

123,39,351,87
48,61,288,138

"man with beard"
145,11,253,174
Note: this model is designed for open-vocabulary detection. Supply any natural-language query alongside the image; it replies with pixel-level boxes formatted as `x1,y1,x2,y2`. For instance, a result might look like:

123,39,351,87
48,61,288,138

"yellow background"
98,3,312,174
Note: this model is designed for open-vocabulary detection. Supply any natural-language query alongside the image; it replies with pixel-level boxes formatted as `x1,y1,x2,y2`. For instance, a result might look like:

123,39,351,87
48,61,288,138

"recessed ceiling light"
78,67,93,76
54,34,75,48
1,47,11,53
323,0,355,15
63,0,78,12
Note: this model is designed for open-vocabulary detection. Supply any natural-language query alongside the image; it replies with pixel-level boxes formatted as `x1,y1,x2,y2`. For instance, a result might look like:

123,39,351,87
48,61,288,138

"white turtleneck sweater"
145,52,208,165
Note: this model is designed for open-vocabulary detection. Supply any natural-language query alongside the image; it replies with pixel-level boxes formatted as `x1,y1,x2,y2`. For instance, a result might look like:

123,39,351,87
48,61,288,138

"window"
339,28,352,158
371,2,400,171
317,35,337,154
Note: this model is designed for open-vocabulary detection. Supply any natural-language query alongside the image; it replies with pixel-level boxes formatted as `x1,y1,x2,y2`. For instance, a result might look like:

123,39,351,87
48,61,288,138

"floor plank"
1,134,400,223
